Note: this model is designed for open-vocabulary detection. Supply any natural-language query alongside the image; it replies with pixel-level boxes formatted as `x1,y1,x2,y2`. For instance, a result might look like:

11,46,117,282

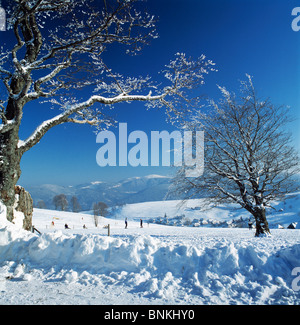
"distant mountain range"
25,174,182,211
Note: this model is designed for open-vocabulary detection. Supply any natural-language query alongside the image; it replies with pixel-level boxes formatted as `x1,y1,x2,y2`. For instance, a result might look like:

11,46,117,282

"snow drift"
1,199,300,304
1,218,300,304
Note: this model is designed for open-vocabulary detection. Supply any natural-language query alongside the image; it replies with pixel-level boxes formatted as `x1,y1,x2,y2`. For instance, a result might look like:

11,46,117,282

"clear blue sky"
2,0,300,186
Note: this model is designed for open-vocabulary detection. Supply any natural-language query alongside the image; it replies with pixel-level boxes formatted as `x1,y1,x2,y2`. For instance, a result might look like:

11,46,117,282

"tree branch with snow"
0,0,215,226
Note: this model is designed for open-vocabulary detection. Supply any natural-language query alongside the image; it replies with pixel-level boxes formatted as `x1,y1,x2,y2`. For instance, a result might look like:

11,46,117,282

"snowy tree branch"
18,90,170,154
0,0,215,226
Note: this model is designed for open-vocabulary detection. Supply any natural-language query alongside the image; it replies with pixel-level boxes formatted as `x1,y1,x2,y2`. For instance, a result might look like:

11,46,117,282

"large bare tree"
171,76,300,237
0,0,215,226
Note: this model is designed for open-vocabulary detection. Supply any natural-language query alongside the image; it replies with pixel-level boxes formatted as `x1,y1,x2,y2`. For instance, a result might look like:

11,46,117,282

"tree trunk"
0,127,22,222
253,206,270,237
0,131,33,230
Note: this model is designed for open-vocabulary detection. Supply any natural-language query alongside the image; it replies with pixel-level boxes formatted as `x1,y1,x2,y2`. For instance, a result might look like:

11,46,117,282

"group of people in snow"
50,221,87,229
51,218,144,230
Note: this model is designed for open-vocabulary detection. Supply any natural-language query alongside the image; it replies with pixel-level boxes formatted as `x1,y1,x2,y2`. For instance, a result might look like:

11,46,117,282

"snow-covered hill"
0,197,300,305
25,174,175,210
110,192,300,229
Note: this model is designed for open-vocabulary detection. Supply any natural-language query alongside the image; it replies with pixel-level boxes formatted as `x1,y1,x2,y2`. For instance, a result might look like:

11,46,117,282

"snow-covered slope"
110,192,300,229
25,174,174,210
0,200,300,305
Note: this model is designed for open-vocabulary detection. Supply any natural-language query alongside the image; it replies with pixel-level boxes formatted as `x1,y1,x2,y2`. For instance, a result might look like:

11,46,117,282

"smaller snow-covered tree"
53,194,68,211
93,201,108,227
171,76,300,237
93,201,108,216
71,196,81,213
36,200,46,209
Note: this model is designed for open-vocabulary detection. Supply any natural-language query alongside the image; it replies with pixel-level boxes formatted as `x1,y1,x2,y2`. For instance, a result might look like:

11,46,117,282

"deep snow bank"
0,222,300,304
0,198,25,229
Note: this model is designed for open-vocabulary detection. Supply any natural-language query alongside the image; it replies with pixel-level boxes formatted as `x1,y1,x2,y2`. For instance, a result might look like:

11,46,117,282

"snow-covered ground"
111,192,300,229
0,197,300,305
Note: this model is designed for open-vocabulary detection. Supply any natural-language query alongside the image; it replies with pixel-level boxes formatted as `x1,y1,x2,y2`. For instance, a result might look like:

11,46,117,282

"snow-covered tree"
0,0,215,226
53,193,68,211
71,196,81,213
171,76,300,237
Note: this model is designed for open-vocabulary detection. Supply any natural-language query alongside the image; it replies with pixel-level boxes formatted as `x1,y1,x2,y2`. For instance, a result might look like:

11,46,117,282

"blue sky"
2,0,300,186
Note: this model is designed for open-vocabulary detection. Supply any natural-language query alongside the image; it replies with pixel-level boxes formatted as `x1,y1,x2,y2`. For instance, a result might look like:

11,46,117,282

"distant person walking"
125,217,128,229
248,218,253,230
140,219,143,228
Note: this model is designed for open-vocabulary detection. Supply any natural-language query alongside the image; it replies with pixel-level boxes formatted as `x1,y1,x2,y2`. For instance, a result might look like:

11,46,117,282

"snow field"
1,210,300,304
112,195,300,229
